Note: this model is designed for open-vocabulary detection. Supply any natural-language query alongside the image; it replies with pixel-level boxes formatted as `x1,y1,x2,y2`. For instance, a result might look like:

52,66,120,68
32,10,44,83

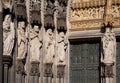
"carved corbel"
30,61,40,76
14,0,27,20
30,0,41,26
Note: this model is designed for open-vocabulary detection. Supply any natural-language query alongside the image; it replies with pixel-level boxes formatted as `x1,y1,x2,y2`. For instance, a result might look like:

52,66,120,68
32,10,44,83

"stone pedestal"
29,61,40,83
57,64,66,83
44,63,53,83
16,59,26,83
3,55,13,83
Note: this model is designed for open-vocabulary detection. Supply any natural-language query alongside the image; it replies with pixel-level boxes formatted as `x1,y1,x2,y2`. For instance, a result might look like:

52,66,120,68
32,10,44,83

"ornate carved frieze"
70,7,104,21
72,0,105,9
57,0,68,30
70,20,102,31
44,63,53,77
44,0,55,28
29,0,41,25
30,61,40,76
14,0,27,20
57,65,65,78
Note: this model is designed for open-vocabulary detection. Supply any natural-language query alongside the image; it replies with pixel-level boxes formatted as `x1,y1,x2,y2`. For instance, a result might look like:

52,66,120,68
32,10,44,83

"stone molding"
3,55,12,66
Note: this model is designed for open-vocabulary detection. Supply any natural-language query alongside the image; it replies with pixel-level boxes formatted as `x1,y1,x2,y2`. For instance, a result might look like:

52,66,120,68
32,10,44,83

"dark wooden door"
70,40,100,83
116,39,120,83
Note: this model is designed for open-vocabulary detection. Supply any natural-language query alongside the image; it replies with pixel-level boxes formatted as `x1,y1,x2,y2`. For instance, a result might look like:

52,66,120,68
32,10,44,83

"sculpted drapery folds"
30,25,42,62
101,27,116,65
3,14,15,56
17,21,28,59
57,32,68,63
44,28,55,64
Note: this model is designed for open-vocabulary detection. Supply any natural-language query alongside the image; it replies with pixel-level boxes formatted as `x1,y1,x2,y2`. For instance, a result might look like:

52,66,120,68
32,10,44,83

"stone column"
44,63,53,83
16,59,26,83
29,61,40,83
57,65,66,83
3,55,12,83
0,0,3,82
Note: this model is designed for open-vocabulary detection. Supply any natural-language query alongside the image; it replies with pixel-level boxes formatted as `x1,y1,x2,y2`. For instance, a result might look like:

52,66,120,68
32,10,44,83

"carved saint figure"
102,27,116,64
44,28,55,63
17,22,27,59
101,27,116,83
3,14,15,56
57,32,68,63
30,25,42,61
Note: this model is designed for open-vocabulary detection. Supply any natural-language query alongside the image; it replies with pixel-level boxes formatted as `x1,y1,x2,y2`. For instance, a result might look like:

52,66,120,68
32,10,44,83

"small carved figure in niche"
57,32,68,63
101,27,116,64
17,22,28,59
30,25,42,61
44,28,55,63
3,14,15,56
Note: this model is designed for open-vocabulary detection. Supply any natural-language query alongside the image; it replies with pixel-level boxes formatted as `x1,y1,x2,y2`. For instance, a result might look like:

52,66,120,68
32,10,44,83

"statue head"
33,25,39,33
59,32,65,38
18,21,25,29
4,14,11,23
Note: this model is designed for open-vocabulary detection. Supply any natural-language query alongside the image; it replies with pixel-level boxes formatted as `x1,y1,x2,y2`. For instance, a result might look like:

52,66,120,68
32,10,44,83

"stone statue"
102,27,116,65
44,28,55,63
101,27,116,83
57,32,68,63
3,14,15,56
30,25,42,62
17,22,28,59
